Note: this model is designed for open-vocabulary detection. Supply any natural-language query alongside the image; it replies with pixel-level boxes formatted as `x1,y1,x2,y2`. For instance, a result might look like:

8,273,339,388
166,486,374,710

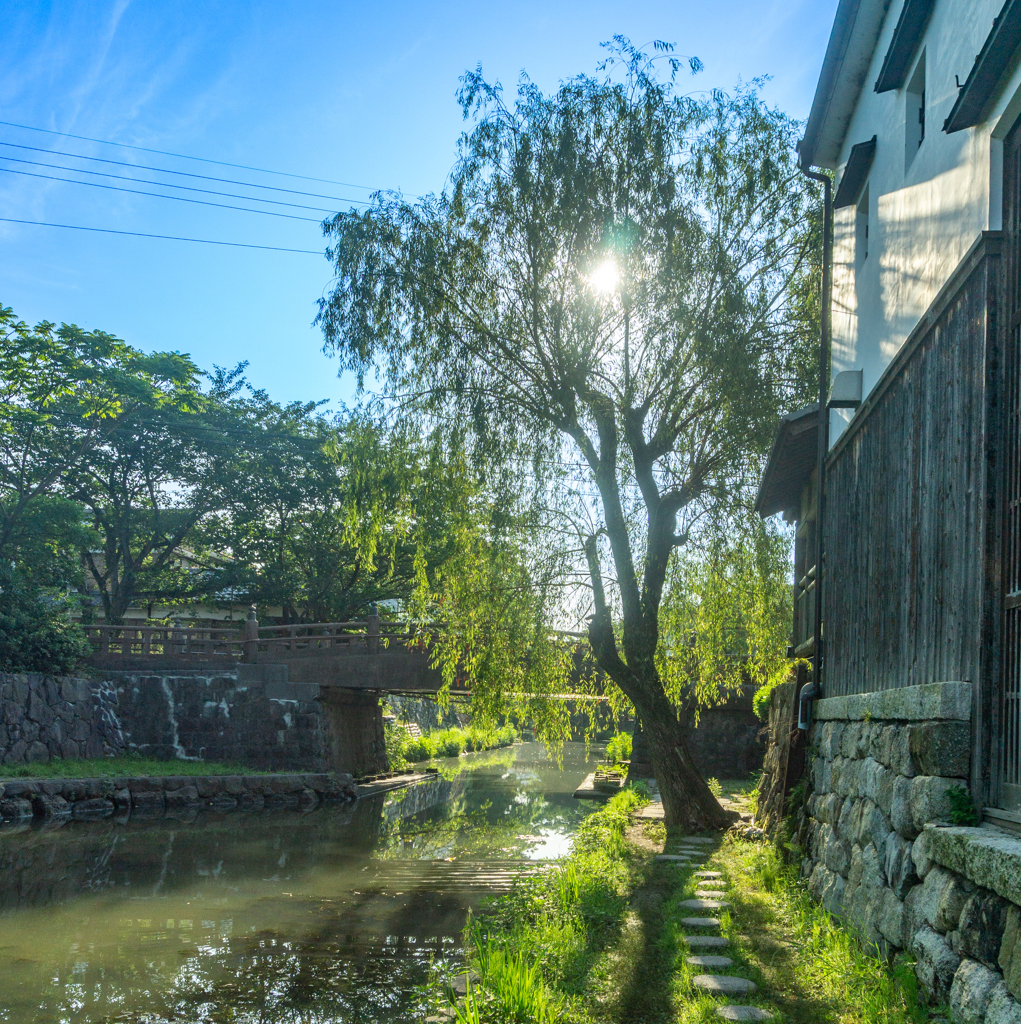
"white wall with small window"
826,0,1021,445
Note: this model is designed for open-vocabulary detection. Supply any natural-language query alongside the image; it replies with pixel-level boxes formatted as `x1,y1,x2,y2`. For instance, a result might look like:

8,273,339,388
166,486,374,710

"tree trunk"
636,688,735,831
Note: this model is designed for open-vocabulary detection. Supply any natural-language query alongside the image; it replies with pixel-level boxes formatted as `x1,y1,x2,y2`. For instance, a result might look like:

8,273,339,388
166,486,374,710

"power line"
0,119,379,191
0,141,372,205
0,155,338,213
0,166,322,222
0,217,323,254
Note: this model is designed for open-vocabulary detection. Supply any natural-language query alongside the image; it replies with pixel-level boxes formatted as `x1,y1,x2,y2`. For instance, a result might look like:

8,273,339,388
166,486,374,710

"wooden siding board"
824,244,999,698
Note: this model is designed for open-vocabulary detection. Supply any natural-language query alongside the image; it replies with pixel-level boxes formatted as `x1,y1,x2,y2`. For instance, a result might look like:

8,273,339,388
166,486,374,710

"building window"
856,183,870,268
906,51,926,168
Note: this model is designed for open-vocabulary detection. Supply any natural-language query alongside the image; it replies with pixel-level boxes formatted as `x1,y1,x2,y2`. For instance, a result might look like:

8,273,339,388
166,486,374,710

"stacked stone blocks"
0,771,357,822
797,682,1021,1021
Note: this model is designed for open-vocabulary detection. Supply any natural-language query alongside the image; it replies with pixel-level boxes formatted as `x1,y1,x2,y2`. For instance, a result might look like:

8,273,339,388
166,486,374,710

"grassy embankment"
390,723,517,765
0,756,268,779
420,782,932,1024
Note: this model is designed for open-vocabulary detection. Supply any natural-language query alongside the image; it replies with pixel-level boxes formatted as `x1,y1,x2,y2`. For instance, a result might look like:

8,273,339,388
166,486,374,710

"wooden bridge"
83,609,464,696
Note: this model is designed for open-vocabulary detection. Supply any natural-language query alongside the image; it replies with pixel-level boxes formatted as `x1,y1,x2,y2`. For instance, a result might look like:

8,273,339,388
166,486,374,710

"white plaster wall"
828,0,1021,443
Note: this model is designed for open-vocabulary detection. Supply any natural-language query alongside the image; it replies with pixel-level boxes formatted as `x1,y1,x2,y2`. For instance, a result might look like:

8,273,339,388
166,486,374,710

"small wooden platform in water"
574,771,627,800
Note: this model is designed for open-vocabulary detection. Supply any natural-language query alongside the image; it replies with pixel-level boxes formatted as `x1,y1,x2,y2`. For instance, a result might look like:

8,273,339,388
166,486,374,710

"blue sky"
0,0,837,409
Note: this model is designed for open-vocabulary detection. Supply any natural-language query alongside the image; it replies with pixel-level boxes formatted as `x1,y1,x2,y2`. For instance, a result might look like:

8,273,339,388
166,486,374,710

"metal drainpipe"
798,155,833,731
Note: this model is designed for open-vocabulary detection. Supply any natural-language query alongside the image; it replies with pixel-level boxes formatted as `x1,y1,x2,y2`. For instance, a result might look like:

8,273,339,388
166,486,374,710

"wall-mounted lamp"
828,369,863,410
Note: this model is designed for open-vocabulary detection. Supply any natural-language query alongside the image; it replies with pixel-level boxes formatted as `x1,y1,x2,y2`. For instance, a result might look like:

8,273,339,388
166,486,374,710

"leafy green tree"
0,304,202,560
316,40,816,828
205,387,463,623
61,361,231,624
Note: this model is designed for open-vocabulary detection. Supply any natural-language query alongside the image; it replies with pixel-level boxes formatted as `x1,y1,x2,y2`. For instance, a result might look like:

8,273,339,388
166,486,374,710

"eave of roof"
944,0,1021,133
754,405,821,519
874,0,934,92
800,0,892,170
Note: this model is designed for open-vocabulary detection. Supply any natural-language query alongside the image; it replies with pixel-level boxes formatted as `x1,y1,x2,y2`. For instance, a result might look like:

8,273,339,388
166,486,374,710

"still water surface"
0,741,601,1023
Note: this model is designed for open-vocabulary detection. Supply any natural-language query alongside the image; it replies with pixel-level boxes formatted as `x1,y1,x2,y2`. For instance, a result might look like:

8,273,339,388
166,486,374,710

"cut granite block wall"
0,672,327,772
797,681,1021,1022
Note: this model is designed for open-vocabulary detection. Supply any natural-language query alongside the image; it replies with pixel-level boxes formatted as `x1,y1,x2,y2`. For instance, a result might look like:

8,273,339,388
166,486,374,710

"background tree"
316,40,818,828
0,304,201,560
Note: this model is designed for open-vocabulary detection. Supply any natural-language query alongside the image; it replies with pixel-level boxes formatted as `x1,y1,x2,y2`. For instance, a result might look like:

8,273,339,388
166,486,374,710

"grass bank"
389,723,517,765
419,783,932,1024
0,756,270,779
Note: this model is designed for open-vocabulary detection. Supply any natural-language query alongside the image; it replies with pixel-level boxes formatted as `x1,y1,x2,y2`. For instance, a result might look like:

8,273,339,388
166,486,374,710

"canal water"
0,741,602,1023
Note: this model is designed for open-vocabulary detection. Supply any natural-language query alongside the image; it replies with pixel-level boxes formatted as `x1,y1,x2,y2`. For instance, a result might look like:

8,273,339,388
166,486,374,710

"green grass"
0,756,271,779
417,780,934,1024
388,723,518,767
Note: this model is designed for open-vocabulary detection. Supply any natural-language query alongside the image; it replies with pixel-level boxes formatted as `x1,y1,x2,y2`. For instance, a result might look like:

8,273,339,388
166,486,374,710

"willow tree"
316,40,817,829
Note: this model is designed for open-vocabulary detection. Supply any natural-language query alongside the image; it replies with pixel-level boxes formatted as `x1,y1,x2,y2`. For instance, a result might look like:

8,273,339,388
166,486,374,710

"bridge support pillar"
318,688,387,777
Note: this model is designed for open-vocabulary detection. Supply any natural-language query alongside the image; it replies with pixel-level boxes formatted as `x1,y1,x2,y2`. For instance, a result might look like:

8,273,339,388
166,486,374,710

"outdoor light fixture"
588,259,620,296
828,369,863,409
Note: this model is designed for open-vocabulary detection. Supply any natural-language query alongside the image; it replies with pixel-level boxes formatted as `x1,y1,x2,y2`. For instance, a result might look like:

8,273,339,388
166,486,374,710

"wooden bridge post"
243,606,259,663
367,605,380,654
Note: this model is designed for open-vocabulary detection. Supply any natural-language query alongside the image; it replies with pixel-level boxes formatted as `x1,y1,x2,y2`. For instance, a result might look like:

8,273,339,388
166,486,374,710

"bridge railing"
84,609,425,665
83,624,245,662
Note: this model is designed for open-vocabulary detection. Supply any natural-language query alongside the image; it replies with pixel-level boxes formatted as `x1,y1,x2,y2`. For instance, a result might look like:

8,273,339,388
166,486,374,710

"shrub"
0,568,91,675
605,730,632,765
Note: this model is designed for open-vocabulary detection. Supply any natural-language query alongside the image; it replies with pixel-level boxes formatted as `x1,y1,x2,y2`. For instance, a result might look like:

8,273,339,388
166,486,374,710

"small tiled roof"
754,404,820,519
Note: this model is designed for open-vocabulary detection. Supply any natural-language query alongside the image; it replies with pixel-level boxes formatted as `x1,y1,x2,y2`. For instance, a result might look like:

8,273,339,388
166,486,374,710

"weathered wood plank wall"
823,236,1001,699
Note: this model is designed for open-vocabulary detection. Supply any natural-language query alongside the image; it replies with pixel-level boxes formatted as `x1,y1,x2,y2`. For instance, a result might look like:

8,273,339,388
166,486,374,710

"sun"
588,259,620,296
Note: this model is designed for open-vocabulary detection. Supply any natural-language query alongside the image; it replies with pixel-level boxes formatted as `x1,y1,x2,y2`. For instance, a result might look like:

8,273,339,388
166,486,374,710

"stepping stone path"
672,860,772,1021
687,955,734,968
680,836,716,844
656,854,692,861
692,975,758,996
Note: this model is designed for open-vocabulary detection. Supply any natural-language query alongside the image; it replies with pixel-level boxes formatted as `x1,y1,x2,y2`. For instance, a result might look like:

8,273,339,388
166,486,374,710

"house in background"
757,0,1021,1010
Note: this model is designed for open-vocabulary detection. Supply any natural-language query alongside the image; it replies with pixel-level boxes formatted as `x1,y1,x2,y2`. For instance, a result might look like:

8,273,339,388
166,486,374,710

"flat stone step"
679,899,731,910
680,916,721,928
656,854,693,861
691,976,758,997
681,836,717,844
695,871,724,879
715,1007,773,1021
687,955,735,968
695,890,729,898
685,935,729,948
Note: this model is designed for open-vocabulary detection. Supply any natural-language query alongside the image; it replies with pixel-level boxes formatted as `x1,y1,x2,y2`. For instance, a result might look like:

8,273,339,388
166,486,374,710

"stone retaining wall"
798,680,1021,1021
0,771,357,823
0,671,327,772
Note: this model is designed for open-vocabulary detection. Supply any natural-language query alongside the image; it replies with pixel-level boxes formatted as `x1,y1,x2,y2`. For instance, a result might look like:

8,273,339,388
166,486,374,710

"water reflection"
0,741,600,1023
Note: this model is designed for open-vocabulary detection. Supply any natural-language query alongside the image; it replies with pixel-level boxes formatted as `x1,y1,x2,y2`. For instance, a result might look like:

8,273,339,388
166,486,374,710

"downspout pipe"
797,153,833,731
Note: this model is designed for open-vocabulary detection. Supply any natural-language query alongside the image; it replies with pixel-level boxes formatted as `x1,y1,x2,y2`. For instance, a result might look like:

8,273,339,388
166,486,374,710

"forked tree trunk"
634,686,735,831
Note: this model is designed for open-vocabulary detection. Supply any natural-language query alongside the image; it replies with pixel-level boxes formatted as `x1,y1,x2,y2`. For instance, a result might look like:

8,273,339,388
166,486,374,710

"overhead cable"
0,119,378,191
0,166,322,222
0,141,373,204
0,217,323,254
0,155,339,213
